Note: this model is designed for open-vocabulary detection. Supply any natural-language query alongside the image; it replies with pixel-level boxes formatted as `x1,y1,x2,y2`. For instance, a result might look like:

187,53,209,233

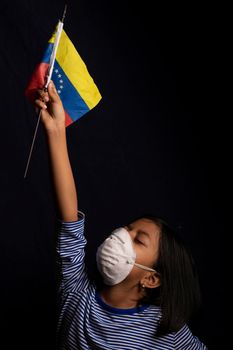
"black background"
0,1,226,349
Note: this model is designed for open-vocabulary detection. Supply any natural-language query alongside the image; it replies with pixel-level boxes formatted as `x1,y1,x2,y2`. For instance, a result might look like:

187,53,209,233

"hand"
35,80,65,133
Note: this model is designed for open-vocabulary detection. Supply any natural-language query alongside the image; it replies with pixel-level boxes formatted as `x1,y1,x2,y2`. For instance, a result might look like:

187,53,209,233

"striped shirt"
56,211,207,350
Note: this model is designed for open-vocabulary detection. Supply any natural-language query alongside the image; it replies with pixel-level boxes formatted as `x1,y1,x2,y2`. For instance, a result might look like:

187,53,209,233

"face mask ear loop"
126,233,157,273
134,262,157,273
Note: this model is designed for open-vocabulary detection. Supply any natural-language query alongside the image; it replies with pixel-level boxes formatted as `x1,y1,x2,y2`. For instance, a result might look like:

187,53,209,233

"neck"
100,282,144,309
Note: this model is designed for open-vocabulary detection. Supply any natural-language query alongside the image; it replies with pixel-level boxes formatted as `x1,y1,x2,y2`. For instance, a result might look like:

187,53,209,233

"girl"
35,81,207,349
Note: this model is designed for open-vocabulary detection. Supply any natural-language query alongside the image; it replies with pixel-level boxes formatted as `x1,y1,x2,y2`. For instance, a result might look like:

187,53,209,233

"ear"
141,272,160,289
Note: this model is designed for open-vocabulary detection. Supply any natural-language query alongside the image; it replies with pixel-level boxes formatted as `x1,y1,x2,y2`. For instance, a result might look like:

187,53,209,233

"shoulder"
174,324,207,349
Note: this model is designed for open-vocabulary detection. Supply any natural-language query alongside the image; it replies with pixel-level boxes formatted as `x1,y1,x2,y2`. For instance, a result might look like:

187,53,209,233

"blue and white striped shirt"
56,211,207,349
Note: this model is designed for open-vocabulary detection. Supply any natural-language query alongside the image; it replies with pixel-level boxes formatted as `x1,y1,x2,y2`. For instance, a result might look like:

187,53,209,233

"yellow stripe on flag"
49,28,101,109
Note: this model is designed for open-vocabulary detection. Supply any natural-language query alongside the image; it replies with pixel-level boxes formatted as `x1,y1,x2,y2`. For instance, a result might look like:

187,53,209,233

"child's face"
124,218,160,281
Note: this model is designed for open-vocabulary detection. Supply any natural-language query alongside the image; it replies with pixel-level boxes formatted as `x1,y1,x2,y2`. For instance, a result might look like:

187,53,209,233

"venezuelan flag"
25,26,102,126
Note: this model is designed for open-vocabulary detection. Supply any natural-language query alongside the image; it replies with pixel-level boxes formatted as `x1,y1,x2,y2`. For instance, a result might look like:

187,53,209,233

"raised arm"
35,81,78,222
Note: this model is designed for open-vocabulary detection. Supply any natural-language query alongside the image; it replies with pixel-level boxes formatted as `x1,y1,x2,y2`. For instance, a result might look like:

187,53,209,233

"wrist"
45,124,66,138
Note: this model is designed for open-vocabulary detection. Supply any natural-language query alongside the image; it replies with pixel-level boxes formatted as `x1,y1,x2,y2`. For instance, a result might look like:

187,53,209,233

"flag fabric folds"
25,25,102,127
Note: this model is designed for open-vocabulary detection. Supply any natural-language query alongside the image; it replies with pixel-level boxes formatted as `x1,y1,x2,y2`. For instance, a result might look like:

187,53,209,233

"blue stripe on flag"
42,43,53,64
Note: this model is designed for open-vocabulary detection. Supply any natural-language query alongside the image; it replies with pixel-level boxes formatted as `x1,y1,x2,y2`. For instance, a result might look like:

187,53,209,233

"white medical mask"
96,227,156,285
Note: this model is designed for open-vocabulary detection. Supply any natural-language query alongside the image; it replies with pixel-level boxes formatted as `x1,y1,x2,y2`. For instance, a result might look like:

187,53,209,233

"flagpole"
23,110,42,178
24,4,67,179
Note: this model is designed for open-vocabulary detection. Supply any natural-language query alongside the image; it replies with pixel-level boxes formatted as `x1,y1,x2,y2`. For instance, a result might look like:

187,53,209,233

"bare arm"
35,81,78,222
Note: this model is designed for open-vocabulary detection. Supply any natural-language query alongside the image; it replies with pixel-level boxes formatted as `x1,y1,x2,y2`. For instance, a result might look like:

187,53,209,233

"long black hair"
138,215,202,336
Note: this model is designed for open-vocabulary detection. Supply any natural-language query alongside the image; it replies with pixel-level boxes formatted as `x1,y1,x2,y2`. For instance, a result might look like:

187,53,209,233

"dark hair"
137,215,202,336
91,215,201,336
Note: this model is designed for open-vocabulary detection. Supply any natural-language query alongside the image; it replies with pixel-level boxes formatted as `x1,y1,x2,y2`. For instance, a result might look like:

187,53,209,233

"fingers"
47,80,61,103
37,88,49,103
34,80,61,114
34,98,47,110
36,80,60,103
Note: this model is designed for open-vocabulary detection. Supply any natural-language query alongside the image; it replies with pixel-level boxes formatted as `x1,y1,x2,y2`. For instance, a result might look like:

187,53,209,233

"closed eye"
135,238,145,245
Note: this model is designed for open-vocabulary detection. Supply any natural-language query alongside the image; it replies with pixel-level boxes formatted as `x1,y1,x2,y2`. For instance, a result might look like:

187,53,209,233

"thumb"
47,80,60,103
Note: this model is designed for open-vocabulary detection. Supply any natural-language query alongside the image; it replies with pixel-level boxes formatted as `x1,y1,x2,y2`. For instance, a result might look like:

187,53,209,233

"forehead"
130,218,160,240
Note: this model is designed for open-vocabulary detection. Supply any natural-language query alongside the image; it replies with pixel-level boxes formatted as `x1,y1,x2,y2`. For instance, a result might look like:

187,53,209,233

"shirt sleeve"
174,324,208,350
56,211,91,294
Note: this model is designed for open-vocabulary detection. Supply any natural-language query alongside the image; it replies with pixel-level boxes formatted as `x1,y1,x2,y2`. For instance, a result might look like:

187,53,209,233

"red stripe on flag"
65,111,73,127
25,63,49,102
